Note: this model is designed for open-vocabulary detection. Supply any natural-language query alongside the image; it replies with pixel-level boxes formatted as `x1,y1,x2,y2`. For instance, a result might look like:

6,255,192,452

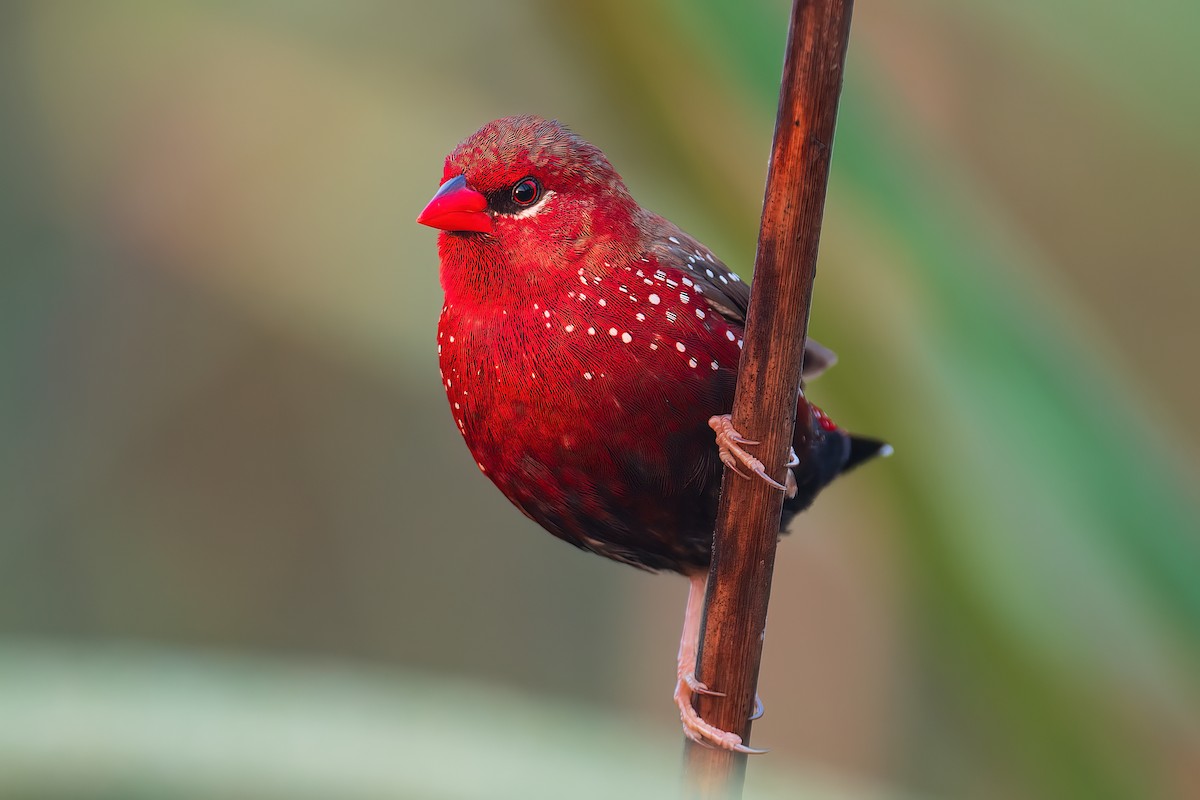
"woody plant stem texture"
684,0,856,794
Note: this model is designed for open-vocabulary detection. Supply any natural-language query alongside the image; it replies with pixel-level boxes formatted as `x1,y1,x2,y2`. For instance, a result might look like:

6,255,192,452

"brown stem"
682,0,856,796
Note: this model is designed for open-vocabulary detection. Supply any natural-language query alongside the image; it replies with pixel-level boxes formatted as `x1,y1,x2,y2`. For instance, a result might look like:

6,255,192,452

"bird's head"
419,117,643,293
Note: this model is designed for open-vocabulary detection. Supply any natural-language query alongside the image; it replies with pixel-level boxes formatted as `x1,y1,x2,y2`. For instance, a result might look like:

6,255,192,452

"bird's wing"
645,216,837,382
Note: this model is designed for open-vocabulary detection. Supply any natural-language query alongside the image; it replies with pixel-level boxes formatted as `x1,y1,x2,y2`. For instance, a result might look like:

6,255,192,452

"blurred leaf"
934,0,1200,149
0,640,905,800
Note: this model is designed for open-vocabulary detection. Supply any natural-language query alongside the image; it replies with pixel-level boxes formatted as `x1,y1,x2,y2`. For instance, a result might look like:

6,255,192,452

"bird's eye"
511,177,541,206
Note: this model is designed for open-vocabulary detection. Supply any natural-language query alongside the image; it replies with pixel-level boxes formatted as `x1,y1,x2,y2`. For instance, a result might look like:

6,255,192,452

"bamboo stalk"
683,0,856,795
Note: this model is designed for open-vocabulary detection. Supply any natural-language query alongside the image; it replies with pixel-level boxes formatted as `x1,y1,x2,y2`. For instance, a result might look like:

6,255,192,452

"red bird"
418,116,887,752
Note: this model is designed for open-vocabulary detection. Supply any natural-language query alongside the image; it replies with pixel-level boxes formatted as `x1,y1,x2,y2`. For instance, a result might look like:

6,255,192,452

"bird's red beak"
417,174,492,234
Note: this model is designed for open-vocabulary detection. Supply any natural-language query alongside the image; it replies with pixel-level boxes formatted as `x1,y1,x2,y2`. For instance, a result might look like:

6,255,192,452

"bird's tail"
780,404,890,524
845,435,892,473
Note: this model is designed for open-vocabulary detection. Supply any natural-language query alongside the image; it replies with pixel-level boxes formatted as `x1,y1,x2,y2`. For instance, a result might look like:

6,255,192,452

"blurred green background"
2,1,1198,798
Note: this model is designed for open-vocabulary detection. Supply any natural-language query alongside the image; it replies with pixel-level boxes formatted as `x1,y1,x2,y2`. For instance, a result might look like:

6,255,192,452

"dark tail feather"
844,435,892,473
781,428,891,524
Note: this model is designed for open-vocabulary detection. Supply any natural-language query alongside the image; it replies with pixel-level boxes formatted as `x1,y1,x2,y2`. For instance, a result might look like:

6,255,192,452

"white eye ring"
509,189,556,220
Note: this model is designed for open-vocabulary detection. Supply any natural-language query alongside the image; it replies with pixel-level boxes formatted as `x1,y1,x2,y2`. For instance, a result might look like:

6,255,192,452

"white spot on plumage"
688,357,698,368
680,292,690,303
711,360,719,370
666,310,678,322
650,342,659,350
636,313,645,321
719,275,728,284
544,310,551,318
565,324,575,333
448,335,455,342
608,327,618,336
621,332,632,343
676,342,686,352
649,293,661,305
726,330,736,341
584,371,593,380
695,308,706,319
599,298,607,307
588,327,596,335
668,236,680,244
705,269,715,278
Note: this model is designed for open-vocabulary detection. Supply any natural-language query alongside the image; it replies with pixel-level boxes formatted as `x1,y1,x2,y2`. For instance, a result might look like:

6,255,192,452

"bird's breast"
438,261,741,487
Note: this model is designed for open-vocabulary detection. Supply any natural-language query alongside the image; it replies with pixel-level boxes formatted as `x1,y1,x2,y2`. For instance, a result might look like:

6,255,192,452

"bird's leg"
674,573,766,754
708,414,787,491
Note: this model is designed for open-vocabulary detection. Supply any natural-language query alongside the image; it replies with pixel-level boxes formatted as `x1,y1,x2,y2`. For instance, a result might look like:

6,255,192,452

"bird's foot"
708,414,787,492
674,671,766,754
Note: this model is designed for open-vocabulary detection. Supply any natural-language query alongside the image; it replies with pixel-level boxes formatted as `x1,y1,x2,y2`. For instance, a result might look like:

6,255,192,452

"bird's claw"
675,674,768,754
750,694,765,721
684,672,724,697
708,415,787,492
